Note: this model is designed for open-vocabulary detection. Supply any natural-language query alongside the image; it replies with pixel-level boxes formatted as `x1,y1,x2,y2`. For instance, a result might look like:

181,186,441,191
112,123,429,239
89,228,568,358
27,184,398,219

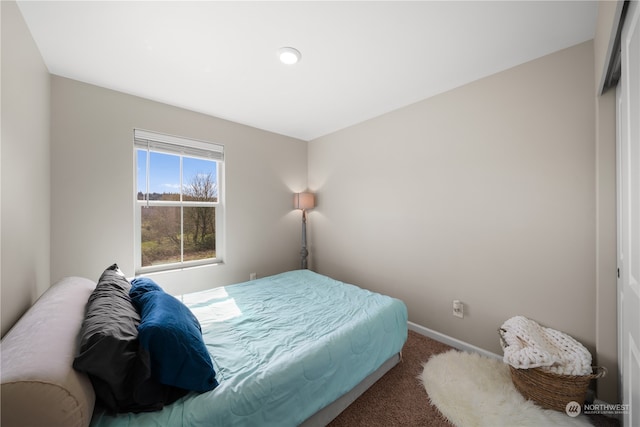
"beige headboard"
1,276,97,427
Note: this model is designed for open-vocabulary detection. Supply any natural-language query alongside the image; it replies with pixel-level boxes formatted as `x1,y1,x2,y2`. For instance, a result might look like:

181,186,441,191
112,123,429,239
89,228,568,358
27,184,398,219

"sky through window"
137,149,218,196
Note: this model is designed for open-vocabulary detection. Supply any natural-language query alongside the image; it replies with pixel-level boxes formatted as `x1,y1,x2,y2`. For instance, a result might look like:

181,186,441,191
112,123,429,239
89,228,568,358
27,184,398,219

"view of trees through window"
137,149,219,268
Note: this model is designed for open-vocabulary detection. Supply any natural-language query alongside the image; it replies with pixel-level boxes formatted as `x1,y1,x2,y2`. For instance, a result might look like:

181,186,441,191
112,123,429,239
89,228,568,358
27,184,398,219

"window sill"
135,259,223,276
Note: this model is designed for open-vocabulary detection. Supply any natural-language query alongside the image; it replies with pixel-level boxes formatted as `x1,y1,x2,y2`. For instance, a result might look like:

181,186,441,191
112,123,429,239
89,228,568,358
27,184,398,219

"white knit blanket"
500,316,592,376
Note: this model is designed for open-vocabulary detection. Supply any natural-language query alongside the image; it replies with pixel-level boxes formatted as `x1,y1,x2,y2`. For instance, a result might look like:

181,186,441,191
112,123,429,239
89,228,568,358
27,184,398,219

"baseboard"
408,321,502,360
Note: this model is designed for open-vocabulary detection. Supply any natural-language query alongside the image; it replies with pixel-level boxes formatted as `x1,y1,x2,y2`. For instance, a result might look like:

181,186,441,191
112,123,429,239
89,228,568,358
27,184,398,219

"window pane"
183,206,216,261
135,131,223,273
183,156,218,202
151,151,181,200
141,206,181,267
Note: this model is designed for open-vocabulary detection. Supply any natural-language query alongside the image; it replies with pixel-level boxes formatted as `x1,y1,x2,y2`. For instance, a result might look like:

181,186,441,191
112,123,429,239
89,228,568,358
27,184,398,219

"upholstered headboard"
1,276,97,427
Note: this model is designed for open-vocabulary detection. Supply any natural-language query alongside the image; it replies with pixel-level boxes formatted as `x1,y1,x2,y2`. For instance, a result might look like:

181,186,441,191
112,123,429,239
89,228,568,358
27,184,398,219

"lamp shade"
294,192,315,210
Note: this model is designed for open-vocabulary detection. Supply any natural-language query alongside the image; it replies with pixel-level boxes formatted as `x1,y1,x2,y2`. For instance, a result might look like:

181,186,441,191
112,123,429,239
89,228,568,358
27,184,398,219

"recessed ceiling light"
278,47,301,65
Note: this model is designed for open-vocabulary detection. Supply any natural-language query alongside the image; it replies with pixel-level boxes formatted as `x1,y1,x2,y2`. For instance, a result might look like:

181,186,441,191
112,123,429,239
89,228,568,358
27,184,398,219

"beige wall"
1,1,51,337
595,89,618,403
593,0,622,404
50,76,307,296
309,41,597,358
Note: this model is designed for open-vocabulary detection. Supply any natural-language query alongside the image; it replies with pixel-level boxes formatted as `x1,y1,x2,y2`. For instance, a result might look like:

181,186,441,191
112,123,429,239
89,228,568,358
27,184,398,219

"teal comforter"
90,270,408,427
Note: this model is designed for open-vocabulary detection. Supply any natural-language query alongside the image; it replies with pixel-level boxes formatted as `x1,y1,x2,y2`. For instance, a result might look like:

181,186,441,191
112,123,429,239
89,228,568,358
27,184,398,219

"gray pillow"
73,264,187,413
73,264,143,411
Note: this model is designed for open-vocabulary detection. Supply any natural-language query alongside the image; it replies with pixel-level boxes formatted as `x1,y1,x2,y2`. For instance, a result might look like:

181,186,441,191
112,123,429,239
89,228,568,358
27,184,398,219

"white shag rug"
420,350,593,427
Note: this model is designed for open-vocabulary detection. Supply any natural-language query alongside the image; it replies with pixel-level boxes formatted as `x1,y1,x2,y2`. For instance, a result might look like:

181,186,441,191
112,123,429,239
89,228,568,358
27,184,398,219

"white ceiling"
17,1,598,141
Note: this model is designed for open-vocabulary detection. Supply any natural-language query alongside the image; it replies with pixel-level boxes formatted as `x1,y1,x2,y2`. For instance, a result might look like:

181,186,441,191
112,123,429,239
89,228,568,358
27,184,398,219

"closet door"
617,1,640,426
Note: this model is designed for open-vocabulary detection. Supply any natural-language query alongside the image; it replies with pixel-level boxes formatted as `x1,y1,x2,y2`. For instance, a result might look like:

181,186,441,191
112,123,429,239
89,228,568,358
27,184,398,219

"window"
134,129,224,273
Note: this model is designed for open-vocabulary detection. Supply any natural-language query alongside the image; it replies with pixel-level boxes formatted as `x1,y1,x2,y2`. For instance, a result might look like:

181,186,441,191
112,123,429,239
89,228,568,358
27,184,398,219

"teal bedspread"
90,270,408,427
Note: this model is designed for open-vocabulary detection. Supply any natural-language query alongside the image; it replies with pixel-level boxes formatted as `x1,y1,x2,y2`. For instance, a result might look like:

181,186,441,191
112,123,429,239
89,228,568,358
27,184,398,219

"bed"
93,269,408,426
1,269,407,427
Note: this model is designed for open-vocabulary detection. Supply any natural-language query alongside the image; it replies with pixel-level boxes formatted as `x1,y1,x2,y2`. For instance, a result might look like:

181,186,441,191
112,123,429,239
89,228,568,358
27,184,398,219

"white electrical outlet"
453,300,464,318
250,273,257,280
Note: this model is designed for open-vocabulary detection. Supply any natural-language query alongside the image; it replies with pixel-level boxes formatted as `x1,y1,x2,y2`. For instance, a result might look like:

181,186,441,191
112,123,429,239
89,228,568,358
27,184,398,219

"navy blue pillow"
129,277,163,298
129,277,218,393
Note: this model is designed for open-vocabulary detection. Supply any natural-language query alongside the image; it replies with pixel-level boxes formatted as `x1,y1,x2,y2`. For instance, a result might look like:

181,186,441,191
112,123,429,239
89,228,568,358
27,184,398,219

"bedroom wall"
594,89,617,403
308,41,597,359
592,0,621,405
50,76,307,296
1,1,51,337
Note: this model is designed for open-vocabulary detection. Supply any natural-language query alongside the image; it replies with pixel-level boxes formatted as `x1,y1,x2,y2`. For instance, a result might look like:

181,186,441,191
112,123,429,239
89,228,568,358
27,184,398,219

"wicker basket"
509,365,607,412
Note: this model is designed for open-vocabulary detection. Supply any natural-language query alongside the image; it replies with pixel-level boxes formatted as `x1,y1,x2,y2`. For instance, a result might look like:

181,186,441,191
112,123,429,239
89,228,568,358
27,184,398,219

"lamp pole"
300,209,309,269
294,192,314,269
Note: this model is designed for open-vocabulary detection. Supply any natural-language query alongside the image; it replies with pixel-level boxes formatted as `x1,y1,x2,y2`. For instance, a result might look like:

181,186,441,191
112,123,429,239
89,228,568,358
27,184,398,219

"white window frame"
133,129,224,274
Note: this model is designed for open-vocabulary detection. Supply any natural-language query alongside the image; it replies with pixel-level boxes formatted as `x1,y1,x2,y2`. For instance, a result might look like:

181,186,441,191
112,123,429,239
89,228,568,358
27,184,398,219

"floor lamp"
294,192,315,269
